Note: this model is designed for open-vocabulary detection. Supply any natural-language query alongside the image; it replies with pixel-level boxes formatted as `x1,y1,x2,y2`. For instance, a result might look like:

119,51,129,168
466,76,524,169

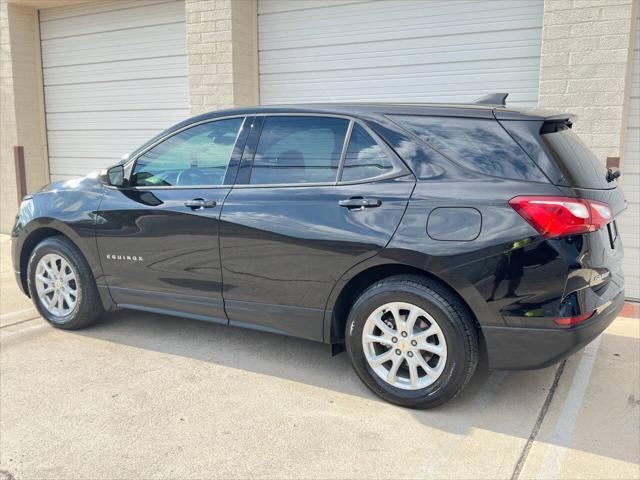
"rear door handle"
184,198,217,210
338,197,382,209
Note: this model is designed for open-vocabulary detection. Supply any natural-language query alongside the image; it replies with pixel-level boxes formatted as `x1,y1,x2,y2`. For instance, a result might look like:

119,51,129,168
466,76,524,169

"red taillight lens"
554,311,595,327
509,196,612,239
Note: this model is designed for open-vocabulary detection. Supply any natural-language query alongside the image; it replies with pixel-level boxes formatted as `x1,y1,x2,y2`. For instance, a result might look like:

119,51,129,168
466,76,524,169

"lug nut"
407,351,414,358
401,331,408,338
395,349,401,356
392,337,398,343
411,340,417,346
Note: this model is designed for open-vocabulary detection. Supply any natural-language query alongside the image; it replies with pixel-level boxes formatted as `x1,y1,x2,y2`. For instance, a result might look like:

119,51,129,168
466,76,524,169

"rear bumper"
483,290,624,370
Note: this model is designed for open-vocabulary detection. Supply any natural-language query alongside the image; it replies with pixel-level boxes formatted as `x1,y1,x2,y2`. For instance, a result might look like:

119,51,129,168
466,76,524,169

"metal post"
14,146,27,203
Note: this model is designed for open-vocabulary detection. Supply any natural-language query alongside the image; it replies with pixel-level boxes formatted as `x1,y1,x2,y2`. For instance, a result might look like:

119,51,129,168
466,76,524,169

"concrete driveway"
1,235,639,479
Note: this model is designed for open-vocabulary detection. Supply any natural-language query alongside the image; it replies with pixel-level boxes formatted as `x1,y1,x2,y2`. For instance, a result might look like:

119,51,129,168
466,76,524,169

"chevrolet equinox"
12,95,626,408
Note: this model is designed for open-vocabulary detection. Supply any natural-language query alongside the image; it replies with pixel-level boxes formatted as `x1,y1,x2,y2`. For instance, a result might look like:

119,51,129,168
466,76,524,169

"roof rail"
473,93,509,106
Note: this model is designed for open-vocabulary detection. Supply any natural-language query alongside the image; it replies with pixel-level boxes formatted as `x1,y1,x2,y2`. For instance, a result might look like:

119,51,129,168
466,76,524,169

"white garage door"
258,0,543,106
621,14,639,301
40,0,188,181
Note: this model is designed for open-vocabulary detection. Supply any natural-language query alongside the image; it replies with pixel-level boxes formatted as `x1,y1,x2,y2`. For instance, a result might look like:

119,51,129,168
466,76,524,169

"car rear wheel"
345,275,479,409
27,236,104,329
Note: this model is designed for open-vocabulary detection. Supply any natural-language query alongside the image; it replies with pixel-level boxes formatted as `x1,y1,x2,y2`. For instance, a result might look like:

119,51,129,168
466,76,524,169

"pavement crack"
510,360,566,480
0,316,40,329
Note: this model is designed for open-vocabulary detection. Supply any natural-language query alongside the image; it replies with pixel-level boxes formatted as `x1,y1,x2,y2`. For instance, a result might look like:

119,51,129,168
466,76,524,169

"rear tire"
345,275,479,409
27,236,104,330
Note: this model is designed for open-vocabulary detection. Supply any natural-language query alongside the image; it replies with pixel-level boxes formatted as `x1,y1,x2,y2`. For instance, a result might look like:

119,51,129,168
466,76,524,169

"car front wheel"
27,236,104,329
345,275,479,409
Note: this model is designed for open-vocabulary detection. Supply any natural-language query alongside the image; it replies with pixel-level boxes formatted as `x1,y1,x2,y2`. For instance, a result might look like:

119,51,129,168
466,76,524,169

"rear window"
389,115,548,182
541,127,613,190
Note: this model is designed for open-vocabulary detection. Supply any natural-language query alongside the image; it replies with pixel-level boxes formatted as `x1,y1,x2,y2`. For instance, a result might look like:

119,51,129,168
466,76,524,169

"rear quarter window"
389,115,548,182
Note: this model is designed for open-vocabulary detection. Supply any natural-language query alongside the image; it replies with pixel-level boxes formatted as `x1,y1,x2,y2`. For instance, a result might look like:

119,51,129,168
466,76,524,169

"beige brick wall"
186,0,258,115
539,0,638,162
0,0,48,233
1,0,19,234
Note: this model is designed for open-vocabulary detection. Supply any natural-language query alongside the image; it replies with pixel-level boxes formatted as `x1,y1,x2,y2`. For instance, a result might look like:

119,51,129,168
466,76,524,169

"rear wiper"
606,167,621,183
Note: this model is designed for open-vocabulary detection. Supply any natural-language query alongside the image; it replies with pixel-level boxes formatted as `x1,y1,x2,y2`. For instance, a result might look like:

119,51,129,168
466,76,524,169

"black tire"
27,236,104,330
345,275,479,409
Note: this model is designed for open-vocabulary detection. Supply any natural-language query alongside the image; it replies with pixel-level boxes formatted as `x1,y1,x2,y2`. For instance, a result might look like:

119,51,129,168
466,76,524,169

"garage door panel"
258,0,544,106
260,71,540,95
260,78,539,104
40,0,188,181
43,56,187,86
41,23,186,68
260,17,541,53
49,157,131,179
620,14,639,300
260,37,542,74
259,0,541,34
47,131,162,158
39,0,171,21
39,0,184,40
46,110,188,131
44,78,188,112
261,61,541,90
258,0,367,15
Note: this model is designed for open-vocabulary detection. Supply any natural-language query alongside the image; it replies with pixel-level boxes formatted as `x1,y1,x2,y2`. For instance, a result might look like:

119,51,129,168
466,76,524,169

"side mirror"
103,164,125,188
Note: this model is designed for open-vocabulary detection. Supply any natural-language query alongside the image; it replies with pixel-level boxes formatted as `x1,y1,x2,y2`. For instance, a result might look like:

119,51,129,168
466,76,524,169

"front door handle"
184,198,217,210
338,197,382,210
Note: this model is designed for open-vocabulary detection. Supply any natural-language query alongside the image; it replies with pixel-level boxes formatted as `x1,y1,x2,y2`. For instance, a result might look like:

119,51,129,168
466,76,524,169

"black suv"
12,97,626,408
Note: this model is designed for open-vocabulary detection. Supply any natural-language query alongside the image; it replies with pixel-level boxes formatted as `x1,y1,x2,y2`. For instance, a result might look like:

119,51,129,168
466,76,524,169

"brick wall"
0,1,49,233
1,0,20,233
539,0,637,162
185,0,258,115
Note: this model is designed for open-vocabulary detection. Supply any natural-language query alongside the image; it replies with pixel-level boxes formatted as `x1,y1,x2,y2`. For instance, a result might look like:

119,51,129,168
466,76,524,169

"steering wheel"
175,168,200,186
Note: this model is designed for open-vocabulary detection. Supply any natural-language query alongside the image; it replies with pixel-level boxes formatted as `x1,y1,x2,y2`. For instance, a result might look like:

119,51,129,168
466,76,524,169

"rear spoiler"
494,107,577,123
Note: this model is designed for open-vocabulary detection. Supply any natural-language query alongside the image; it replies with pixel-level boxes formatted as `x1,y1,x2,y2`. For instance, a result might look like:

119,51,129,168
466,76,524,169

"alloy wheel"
362,301,447,390
35,253,78,317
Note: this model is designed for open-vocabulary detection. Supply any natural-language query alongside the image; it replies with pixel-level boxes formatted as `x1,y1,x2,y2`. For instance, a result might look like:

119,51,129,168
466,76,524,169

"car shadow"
73,309,639,466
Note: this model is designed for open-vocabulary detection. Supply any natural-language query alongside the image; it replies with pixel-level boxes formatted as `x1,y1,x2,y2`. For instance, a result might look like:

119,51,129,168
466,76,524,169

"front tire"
27,236,103,330
345,275,479,409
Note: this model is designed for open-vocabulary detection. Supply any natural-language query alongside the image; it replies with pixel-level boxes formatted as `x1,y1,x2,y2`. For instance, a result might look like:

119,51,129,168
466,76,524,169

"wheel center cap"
54,280,62,289
398,339,409,351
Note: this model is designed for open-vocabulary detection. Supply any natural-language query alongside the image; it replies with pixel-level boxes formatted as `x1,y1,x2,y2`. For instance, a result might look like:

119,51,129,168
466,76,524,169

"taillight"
554,311,594,327
509,196,612,239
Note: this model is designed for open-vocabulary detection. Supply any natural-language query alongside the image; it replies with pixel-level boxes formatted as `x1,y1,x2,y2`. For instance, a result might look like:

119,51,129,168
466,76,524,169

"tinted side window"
390,115,547,182
341,124,394,182
250,116,349,185
131,117,243,187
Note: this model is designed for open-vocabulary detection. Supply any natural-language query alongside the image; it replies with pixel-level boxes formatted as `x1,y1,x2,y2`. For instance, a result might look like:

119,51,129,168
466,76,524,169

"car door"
96,115,250,322
219,115,416,341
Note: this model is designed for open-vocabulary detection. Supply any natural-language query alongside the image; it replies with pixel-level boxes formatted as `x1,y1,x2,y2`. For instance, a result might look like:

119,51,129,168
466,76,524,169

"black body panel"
11,101,627,372
95,186,230,321
219,176,415,341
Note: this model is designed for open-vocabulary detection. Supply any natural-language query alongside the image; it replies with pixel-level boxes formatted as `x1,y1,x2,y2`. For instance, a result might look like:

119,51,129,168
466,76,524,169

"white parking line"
537,336,603,478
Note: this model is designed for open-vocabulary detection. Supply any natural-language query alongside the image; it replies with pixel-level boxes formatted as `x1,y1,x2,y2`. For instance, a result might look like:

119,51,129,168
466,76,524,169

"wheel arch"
324,260,484,353
18,226,79,296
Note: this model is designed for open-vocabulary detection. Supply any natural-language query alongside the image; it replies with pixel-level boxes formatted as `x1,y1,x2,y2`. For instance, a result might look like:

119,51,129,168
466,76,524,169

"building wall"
539,0,637,162
185,0,258,115
0,0,49,233
1,0,19,233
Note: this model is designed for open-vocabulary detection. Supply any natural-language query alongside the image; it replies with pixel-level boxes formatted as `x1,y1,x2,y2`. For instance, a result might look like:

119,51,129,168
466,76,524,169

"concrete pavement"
0,235,638,479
